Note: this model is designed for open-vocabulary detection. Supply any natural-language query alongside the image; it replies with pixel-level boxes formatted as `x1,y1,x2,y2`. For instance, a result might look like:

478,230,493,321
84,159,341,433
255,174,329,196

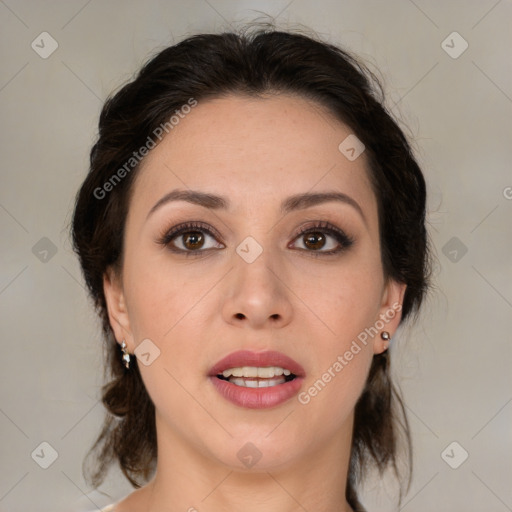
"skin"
103,94,406,512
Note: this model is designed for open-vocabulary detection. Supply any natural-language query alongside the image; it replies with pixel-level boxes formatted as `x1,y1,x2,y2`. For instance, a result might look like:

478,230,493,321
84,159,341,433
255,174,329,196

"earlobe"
374,279,407,355
103,267,134,351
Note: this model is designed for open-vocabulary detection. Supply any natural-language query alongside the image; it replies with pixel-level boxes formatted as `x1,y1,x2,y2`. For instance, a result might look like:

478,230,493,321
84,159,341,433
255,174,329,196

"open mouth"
216,371,297,388
208,350,306,396
209,355,305,408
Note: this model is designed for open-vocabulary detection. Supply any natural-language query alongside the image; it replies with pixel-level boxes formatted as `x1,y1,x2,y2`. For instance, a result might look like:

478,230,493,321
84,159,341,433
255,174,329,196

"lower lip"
209,376,304,409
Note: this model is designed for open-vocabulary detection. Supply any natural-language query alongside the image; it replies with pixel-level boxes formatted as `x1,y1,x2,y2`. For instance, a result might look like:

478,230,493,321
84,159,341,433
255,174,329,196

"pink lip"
208,350,306,409
208,350,306,377
209,375,304,409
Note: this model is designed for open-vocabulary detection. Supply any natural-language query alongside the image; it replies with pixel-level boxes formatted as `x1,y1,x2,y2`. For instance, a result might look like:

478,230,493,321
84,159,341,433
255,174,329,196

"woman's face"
104,94,406,473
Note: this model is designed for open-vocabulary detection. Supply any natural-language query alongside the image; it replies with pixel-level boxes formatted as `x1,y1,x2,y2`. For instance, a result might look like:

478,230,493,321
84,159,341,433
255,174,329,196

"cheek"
122,258,212,387
294,340,373,452
295,263,382,413
302,257,384,338
122,254,185,339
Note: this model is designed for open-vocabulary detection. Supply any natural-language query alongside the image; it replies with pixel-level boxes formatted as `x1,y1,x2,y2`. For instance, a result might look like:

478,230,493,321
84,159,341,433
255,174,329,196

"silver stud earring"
380,331,390,350
120,340,131,369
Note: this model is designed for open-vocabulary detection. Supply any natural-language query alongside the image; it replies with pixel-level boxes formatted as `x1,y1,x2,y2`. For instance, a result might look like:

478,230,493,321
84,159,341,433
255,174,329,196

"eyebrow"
147,189,366,223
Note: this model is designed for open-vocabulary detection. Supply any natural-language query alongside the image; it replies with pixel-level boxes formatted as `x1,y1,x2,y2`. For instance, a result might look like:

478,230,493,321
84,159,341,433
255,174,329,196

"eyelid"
289,220,354,254
157,219,354,256
156,221,223,251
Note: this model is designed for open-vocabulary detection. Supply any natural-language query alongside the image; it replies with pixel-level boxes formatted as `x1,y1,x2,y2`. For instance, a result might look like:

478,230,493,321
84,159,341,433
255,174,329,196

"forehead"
131,94,376,219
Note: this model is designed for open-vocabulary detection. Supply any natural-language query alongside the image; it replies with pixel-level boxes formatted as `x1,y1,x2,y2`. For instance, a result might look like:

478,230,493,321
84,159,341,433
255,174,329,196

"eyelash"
156,220,355,258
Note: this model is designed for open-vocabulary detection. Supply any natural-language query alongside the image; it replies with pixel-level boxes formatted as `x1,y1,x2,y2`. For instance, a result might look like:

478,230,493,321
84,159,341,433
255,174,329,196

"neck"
139,410,356,512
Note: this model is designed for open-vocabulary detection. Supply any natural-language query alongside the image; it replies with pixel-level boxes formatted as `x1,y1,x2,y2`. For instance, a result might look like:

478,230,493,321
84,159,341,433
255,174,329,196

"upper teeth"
221,366,292,378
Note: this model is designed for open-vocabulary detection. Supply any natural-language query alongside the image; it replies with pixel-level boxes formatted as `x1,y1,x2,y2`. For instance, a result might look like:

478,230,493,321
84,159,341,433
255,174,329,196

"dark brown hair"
72,24,431,511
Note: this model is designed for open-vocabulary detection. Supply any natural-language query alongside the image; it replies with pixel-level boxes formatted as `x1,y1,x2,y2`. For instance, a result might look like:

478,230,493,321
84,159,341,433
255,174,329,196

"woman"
72,25,431,512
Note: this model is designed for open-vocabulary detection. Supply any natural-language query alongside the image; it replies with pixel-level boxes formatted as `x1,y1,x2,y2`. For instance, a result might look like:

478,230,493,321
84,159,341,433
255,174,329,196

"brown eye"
303,232,327,250
158,220,353,258
158,221,224,257
182,231,205,250
290,221,355,256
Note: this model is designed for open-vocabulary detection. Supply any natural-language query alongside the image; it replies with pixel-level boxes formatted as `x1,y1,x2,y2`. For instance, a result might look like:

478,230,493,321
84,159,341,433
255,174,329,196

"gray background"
1,1,511,511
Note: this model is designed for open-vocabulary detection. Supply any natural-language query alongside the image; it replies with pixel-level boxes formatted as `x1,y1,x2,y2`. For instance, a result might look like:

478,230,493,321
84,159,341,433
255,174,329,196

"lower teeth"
228,376,286,388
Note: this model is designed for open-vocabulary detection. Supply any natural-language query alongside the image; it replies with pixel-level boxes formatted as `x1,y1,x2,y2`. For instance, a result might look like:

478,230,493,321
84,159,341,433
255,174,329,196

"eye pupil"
160,222,351,257
184,231,204,250
304,232,325,250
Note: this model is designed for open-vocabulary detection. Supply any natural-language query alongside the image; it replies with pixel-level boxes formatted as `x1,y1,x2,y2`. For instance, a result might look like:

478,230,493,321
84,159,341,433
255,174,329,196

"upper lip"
209,350,306,377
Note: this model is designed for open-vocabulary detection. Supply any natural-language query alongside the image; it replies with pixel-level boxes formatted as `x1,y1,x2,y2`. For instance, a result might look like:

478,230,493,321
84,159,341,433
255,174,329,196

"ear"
103,266,135,352
373,278,407,355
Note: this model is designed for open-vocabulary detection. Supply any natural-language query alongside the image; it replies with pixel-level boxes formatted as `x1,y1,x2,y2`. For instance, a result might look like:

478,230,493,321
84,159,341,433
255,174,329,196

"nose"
221,245,293,330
